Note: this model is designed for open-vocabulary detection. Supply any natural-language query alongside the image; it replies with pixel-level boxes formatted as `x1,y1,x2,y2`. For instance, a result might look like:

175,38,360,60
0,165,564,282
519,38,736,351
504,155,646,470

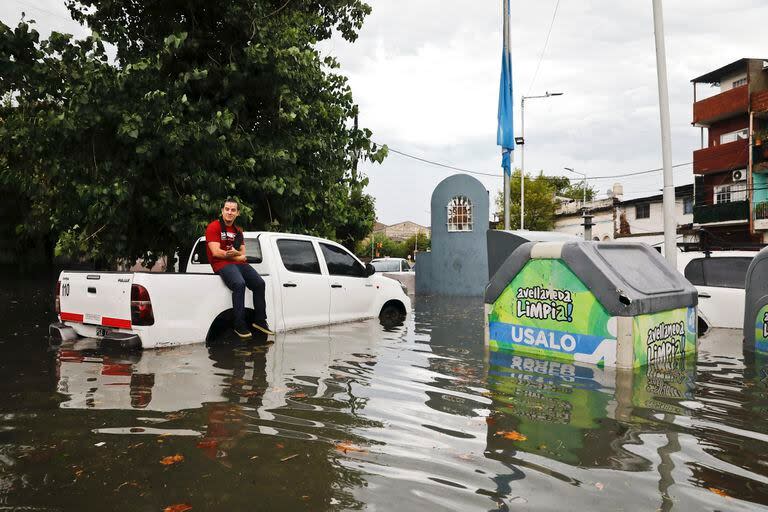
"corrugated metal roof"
691,58,761,84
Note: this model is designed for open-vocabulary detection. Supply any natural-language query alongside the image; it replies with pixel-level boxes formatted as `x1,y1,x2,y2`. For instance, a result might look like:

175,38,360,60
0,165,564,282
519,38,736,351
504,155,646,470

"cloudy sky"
3,1,768,226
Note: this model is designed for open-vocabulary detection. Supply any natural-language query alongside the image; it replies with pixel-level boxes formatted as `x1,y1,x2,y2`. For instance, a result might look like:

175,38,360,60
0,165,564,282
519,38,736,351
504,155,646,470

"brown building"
691,58,768,245
373,221,430,242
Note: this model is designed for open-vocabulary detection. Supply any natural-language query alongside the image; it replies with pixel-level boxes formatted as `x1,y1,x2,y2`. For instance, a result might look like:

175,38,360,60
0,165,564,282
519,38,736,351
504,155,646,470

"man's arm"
231,241,247,262
207,241,246,262
208,241,237,260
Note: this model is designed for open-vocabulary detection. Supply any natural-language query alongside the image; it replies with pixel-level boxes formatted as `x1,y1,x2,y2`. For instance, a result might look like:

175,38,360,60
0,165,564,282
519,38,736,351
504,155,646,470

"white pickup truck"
50,232,411,349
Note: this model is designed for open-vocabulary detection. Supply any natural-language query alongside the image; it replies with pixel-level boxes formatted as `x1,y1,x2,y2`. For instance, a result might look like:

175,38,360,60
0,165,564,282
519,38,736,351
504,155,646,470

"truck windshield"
372,260,401,272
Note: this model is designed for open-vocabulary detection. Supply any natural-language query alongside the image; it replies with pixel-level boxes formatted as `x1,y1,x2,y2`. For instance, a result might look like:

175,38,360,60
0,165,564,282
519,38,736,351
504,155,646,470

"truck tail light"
55,280,61,315
131,284,155,326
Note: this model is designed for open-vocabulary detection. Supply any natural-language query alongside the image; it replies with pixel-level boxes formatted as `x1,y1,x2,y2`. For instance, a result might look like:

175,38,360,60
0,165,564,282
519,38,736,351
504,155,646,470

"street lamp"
519,91,563,230
563,167,587,205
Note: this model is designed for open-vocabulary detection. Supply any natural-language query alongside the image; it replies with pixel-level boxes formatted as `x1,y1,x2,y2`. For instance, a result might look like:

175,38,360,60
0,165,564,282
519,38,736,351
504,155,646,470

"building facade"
554,184,695,248
373,221,430,242
691,58,768,245
554,197,617,241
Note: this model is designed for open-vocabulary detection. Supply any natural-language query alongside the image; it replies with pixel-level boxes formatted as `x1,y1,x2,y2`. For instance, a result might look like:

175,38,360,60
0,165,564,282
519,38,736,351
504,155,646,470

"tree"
550,176,596,202
495,169,557,231
354,232,430,260
402,232,430,259
0,0,383,268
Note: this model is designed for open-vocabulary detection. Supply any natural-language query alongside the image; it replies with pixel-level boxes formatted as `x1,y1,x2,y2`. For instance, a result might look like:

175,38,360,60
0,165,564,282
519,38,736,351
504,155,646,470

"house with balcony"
692,58,768,244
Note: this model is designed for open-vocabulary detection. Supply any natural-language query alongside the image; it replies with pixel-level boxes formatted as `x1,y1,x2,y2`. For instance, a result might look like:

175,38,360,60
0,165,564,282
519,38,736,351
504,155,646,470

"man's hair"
223,198,239,210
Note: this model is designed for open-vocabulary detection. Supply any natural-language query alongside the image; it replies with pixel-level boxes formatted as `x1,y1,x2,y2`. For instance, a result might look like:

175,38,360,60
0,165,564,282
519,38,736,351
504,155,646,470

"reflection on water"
2,289,768,511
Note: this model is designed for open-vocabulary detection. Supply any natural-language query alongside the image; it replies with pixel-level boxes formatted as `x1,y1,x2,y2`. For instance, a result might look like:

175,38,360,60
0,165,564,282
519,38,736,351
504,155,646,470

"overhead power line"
586,162,692,180
383,146,502,178
382,143,694,181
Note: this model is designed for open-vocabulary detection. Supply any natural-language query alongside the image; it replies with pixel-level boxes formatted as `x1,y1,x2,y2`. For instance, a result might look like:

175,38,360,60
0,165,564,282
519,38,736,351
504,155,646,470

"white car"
50,232,411,349
370,257,412,274
677,250,757,331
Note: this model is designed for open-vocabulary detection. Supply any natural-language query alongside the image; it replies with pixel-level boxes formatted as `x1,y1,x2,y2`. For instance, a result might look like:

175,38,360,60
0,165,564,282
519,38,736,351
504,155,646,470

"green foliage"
495,169,557,231
355,232,430,261
554,176,596,202
0,0,382,267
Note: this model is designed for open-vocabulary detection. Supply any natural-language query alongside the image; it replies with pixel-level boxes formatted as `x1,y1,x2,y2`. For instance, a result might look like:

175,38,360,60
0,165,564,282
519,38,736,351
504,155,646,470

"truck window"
683,259,704,286
244,237,263,263
701,257,752,289
191,237,262,265
320,243,367,277
191,240,209,265
277,240,321,274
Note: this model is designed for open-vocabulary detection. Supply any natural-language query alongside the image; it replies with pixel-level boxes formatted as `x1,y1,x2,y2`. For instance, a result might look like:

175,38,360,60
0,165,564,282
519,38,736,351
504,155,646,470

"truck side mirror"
365,263,376,276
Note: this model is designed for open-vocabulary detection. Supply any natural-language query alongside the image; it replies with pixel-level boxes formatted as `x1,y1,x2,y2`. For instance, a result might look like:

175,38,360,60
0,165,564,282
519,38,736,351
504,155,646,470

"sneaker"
251,320,275,336
234,328,252,340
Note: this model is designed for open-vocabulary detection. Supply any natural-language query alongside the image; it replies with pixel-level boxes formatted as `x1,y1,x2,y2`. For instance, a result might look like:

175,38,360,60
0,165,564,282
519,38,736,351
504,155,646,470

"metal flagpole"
520,96,525,229
503,0,511,230
652,0,677,268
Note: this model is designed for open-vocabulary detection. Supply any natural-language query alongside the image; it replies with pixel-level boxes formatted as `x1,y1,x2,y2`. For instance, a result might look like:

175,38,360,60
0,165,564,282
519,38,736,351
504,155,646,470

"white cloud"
330,0,768,223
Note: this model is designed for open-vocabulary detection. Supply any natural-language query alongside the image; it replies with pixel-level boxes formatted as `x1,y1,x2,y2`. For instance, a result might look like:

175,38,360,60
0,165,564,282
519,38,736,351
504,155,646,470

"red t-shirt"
205,220,246,273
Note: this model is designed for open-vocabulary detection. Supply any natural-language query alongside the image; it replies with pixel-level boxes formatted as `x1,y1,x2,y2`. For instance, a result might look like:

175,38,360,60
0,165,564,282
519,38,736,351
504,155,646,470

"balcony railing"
693,84,749,125
693,200,749,224
755,201,768,220
693,138,749,175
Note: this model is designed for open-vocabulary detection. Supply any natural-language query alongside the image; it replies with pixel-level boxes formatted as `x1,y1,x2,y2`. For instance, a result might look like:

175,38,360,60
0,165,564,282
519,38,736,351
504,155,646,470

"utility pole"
652,0,677,268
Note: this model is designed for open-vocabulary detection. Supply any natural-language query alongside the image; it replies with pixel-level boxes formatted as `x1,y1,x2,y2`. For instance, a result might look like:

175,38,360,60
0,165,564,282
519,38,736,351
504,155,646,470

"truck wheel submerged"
206,308,267,344
379,300,407,328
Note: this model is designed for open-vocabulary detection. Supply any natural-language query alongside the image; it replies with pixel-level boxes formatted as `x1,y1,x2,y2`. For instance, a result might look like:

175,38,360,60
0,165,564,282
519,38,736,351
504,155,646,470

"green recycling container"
484,241,698,368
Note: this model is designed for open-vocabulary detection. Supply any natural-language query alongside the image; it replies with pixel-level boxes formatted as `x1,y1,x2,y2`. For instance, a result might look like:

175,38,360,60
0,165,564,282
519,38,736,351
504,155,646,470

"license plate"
96,327,113,337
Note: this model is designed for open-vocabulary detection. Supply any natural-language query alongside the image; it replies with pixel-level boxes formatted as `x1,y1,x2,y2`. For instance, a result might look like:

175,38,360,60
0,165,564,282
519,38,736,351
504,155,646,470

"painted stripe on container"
102,317,132,329
60,312,84,323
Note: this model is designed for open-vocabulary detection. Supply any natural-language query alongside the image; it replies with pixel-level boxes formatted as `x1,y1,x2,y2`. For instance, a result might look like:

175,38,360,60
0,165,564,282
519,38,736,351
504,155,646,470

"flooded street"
2,276,768,511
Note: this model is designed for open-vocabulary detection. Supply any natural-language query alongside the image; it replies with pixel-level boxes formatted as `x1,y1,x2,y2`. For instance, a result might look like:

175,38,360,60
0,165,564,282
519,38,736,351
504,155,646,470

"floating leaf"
164,504,192,512
335,442,367,454
708,487,729,498
160,454,185,466
496,431,527,441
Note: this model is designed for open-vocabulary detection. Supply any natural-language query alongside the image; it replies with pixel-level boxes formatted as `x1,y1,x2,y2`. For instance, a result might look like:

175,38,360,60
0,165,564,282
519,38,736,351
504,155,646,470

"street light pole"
520,91,563,230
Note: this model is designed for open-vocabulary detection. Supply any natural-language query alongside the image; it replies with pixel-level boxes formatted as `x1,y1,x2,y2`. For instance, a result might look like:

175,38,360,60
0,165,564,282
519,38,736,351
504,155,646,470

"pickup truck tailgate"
60,272,134,329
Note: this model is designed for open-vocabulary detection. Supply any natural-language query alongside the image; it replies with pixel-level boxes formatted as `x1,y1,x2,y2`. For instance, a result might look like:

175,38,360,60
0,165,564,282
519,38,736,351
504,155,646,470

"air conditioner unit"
732,169,744,181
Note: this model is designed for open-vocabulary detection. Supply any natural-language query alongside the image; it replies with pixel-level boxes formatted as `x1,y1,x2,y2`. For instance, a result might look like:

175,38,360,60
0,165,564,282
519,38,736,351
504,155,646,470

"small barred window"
447,196,473,232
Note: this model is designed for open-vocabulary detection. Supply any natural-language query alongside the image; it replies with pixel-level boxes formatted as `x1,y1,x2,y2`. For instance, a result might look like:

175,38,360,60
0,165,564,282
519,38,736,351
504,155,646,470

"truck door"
59,272,134,332
275,239,330,330
319,242,375,324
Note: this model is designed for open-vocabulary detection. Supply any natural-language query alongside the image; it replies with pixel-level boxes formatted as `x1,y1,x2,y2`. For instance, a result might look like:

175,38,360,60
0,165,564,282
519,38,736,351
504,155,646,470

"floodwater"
2,275,768,511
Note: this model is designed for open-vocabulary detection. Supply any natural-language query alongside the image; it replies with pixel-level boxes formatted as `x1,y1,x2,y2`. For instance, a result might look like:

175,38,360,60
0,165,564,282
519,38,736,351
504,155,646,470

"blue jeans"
217,264,266,331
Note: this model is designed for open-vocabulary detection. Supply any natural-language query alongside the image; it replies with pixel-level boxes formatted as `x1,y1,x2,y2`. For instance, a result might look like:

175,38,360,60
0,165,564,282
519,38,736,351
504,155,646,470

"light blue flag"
497,0,514,176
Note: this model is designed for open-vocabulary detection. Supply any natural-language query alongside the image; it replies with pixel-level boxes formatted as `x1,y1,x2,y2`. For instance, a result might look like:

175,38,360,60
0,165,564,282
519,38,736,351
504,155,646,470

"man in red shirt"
206,198,273,339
